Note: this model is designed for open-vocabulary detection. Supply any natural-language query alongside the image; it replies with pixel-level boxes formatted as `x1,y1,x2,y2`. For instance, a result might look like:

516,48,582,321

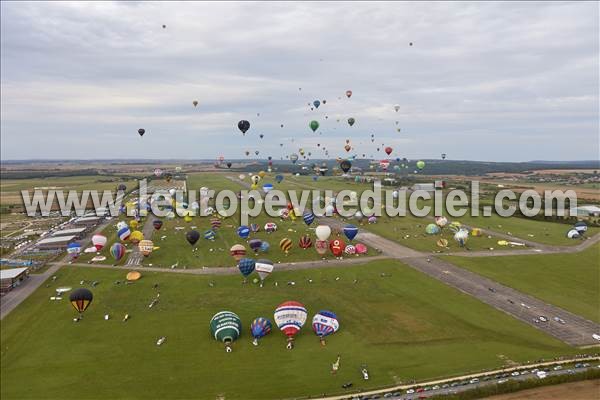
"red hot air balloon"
384,146,393,156
329,239,345,257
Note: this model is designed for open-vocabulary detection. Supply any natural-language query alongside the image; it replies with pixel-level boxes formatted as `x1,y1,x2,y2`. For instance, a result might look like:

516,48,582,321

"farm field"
0,260,577,400
444,244,600,323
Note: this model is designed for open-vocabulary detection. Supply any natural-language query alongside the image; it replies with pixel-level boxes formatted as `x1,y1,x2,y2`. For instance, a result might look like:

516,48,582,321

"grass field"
443,244,600,323
0,260,578,400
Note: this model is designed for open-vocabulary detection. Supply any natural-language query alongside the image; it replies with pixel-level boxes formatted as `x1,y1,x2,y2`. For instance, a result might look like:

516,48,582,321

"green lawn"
1,260,577,400
443,244,600,323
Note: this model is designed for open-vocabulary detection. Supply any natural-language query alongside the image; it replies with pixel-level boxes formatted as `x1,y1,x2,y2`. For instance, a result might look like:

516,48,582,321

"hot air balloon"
259,241,270,253
138,128,145,137
434,216,448,228
238,258,255,281
129,231,144,244
238,120,250,135
129,220,139,230
274,301,307,349
454,229,469,247
345,90,352,98
315,225,331,241
117,223,131,241
347,118,355,127
343,224,358,241
416,160,425,170
290,153,299,164
329,239,345,257
69,288,93,319
384,146,393,156
574,221,588,234
263,183,273,193
315,239,328,256
237,225,250,239
566,229,580,239
264,222,277,233
250,317,272,345
210,311,242,352
66,242,81,260
186,230,200,246
192,100,198,107
230,244,246,261
255,259,273,287
275,175,284,183
279,238,292,255
210,218,222,230
355,243,368,254
226,162,232,168
309,120,319,132
313,100,320,108
441,153,447,160
204,230,216,241
312,310,339,345
110,243,126,262
302,210,315,226
152,220,163,230
344,144,351,152
340,159,352,173
394,104,400,112
154,168,163,177
299,235,312,249
91,234,107,251
136,239,153,257
344,244,356,255
425,224,441,235
436,238,449,248
249,239,262,253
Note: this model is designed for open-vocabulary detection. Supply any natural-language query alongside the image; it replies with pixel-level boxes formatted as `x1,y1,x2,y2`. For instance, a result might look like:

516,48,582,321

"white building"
570,205,600,217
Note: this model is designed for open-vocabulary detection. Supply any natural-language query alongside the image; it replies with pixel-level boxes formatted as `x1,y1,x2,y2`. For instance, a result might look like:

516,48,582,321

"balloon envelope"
69,288,93,313
312,310,339,338
274,301,307,339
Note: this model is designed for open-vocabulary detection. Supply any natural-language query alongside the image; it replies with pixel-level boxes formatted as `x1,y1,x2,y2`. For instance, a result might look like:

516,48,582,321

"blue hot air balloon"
312,176,318,182
263,183,274,193
260,241,270,253
343,224,358,241
313,100,321,108
204,229,216,240
275,175,284,184
237,226,250,239
312,310,339,344
238,258,255,280
303,210,315,226
250,317,272,345
249,239,262,253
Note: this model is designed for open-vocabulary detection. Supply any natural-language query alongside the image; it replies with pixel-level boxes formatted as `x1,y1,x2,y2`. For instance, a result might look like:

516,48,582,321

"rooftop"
37,235,76,245
0,267,28,280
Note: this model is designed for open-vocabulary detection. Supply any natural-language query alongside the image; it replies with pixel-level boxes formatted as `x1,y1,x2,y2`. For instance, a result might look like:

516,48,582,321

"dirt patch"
483,379,600,400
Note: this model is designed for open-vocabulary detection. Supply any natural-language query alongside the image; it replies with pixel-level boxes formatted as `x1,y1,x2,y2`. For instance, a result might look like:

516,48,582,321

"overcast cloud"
1,1,598,161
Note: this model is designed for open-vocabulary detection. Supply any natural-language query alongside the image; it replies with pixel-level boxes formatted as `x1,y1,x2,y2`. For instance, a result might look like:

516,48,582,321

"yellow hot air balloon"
258,171,266,178
184,215,193,223
129,230,144,244
129,220,139,230
279,238,292,255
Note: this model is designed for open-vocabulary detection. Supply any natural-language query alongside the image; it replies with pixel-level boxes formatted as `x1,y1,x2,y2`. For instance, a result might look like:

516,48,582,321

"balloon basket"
286,339,294,350
226,346,232,353
252,338,258,346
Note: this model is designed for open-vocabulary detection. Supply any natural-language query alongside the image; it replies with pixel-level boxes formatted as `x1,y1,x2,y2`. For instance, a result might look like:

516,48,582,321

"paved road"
125,216,156,267
323,357,600,400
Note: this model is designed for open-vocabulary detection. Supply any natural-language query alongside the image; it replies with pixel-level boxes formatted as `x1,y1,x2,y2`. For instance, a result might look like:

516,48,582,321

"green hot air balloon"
210,311,242,352
309,120,319,132
416,160,425,170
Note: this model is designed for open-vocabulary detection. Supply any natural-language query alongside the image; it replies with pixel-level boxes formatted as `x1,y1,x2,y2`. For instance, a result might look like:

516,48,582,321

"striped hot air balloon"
210,218,222,230
279,238,292,255
298,235,312,249
230,244,246,261
210,311,241,352
302,210,315,226
274,301,307,349
69,288,93,318
344,244,356,255
250,317,272,345
138,240,154,257
312,310,339,345
66,242,81,259
117,225,131,241
110,243,126,262
250,223,260,233
204,230,216,240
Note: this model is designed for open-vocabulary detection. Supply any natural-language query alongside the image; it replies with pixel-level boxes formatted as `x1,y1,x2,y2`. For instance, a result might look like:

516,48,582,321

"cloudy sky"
1,1,598,161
